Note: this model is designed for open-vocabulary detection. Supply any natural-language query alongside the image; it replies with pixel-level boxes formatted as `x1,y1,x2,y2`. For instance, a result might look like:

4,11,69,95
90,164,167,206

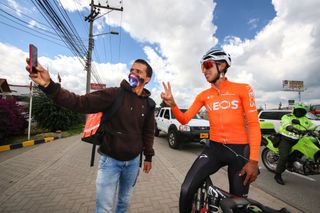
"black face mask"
293,108,307,118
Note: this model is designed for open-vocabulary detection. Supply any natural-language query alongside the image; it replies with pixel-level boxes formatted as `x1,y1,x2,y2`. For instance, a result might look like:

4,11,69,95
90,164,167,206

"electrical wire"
31,0,87,67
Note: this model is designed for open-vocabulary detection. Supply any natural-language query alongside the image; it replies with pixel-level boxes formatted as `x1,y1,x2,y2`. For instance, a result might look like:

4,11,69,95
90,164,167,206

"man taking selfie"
26,58,156,213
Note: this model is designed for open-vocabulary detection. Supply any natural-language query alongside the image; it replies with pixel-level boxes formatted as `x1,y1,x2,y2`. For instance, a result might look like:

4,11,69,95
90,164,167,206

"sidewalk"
0,135,300,212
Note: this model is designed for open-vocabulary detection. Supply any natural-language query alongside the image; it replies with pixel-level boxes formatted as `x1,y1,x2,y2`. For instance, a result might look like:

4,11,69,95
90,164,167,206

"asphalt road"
156,133,319,213
256,150,320,213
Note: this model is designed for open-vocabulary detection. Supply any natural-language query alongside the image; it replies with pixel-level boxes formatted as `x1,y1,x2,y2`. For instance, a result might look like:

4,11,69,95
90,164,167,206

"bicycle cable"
222,144,249,161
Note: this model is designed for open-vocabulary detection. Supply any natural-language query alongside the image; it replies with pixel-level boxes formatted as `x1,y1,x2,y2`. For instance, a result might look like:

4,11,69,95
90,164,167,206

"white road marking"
286,171,316,181
259,166,316,181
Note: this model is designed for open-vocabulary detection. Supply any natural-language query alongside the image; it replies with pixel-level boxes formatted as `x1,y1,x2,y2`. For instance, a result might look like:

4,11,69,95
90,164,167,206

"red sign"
90,83,106,90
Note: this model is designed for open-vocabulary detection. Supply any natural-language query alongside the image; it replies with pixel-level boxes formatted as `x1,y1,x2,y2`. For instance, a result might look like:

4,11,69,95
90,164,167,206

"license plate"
200,133,209,139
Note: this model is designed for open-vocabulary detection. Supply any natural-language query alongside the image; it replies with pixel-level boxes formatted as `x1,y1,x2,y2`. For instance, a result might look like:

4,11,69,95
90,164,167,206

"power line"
31,0,88,67
0,19,65,48
0,9,62,42
0,1,52,29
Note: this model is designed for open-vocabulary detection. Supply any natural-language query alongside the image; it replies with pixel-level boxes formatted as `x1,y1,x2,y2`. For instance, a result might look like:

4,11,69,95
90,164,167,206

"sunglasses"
201,60,220,70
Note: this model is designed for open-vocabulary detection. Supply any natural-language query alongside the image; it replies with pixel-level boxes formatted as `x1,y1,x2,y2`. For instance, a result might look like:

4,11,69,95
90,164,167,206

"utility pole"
27,81,33,140
84,1,123,167
84,0,123,94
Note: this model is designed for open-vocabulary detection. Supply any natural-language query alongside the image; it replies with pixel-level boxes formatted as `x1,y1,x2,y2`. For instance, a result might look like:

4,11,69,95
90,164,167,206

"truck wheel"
155,126,160,137
168,129,180,149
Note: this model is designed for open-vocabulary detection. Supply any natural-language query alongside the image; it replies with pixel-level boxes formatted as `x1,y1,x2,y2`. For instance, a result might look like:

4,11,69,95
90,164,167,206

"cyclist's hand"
143,161,152,173
161,82,176,107
239,160,259,186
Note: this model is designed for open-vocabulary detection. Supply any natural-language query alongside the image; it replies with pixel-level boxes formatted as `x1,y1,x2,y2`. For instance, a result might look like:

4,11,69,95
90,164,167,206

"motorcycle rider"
274,103,314,185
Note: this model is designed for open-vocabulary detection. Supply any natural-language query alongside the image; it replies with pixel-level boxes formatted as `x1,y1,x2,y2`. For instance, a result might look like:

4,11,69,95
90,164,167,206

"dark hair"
134,59,153,78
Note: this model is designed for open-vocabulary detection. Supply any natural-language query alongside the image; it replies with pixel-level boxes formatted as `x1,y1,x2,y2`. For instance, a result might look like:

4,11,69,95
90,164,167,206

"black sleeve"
143,98,156,161
38,79,118,114
286,125,305,135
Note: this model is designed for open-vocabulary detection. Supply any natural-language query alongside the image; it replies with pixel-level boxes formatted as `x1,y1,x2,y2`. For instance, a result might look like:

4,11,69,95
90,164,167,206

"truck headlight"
179,125,190,132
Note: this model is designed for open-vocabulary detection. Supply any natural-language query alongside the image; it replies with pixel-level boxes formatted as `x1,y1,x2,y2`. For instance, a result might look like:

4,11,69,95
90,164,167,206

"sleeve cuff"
144,155,153,162
38,79,59,95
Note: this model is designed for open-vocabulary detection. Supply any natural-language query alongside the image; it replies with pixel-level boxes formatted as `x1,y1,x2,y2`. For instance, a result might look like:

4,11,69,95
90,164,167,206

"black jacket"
40,79,155,161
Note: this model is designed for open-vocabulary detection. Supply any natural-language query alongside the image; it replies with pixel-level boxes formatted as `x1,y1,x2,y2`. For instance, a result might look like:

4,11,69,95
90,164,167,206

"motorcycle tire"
261,148,279,173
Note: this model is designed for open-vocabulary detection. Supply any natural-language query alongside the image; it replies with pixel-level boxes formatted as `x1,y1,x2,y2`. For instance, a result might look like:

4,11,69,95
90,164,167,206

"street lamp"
93,31,119,37
85,30,119,94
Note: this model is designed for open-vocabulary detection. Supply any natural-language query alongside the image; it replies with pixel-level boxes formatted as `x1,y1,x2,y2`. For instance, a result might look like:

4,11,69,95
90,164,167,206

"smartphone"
29,44,38,73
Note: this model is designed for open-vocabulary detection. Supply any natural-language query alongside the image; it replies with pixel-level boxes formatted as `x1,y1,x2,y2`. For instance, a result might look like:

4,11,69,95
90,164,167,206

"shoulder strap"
89,88,124,167
100,87,125,124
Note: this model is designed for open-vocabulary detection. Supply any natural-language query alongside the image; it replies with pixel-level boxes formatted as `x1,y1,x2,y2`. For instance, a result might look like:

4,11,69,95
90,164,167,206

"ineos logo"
209,100,239,110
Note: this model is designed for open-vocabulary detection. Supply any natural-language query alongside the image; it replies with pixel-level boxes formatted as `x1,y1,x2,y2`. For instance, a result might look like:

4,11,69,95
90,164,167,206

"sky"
0,0,319,110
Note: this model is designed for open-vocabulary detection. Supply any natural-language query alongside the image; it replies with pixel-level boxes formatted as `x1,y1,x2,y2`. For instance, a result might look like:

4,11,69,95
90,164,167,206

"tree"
32,88,85,131
0,97,28,141
160,100,168,108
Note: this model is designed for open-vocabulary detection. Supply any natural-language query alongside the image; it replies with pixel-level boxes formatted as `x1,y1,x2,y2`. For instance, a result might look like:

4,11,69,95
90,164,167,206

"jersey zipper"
216,87,227,144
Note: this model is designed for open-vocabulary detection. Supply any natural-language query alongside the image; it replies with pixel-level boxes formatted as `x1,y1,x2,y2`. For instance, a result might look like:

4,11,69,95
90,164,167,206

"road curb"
0,136,58,152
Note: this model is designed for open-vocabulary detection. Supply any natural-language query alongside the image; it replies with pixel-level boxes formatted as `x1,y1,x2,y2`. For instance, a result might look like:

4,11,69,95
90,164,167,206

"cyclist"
161,48,261,213
274,103,314,185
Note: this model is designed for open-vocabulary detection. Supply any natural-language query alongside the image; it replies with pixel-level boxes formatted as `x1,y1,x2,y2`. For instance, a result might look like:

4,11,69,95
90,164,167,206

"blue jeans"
96,154,140,213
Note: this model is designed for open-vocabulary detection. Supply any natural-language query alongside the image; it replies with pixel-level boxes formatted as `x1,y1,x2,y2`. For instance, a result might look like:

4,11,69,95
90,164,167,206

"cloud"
104,0,217,107
248,18,259,29
2,0,320,110
0,43,129,95
103,0,319,108
0,43,29,85
58,0,89,12
7,0,22,16
222,0,320,108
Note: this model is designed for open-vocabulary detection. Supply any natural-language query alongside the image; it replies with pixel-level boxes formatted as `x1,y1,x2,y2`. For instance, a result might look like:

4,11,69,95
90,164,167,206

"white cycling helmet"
201,48,231,68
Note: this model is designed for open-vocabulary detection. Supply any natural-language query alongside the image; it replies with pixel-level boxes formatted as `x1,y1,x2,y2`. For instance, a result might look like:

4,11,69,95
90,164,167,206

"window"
159,109,165,117
164,109,170,119
259,111,290,120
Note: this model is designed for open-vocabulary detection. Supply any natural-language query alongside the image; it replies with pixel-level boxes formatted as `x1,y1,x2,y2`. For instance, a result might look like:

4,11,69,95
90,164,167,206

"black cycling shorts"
179,141,250,213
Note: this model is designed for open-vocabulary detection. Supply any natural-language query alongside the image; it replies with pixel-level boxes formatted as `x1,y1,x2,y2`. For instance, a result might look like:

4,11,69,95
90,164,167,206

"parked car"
155,107,209,149
258,109,320,133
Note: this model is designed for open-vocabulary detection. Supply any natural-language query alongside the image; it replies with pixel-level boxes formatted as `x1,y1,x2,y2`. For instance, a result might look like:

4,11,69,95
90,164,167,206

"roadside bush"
32,89,85,131
0,97,28,141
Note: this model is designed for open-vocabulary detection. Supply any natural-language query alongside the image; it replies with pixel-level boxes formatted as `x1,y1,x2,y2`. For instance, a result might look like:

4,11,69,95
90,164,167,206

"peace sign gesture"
161,82,176,107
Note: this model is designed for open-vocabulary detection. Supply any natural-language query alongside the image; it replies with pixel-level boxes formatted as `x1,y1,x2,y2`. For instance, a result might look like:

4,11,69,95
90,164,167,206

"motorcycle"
261,120,320,176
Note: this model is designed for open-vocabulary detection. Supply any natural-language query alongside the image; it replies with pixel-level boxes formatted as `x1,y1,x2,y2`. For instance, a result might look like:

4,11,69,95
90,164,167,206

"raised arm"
161,82,203,125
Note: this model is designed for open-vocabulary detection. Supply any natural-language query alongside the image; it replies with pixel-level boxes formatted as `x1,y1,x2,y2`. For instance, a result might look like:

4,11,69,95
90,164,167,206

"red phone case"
29,44,37,73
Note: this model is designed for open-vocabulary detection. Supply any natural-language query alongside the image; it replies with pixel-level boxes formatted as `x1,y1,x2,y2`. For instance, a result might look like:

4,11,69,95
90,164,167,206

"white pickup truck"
155,107,210,149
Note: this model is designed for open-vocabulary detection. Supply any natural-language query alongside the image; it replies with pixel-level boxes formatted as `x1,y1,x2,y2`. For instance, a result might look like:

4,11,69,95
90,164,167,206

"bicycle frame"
192,177,229,213
192,177,291,213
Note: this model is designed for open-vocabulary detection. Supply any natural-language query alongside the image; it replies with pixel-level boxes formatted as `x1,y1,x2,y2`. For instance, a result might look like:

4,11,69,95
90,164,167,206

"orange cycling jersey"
172,79,261,161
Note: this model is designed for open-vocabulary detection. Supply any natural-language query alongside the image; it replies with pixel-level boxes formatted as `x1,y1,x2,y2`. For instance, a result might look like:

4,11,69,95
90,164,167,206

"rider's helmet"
201,48,232,70
293,103,309,118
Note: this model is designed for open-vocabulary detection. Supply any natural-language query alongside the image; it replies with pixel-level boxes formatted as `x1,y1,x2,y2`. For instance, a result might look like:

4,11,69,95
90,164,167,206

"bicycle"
191,176,290,213
191,140,291,213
